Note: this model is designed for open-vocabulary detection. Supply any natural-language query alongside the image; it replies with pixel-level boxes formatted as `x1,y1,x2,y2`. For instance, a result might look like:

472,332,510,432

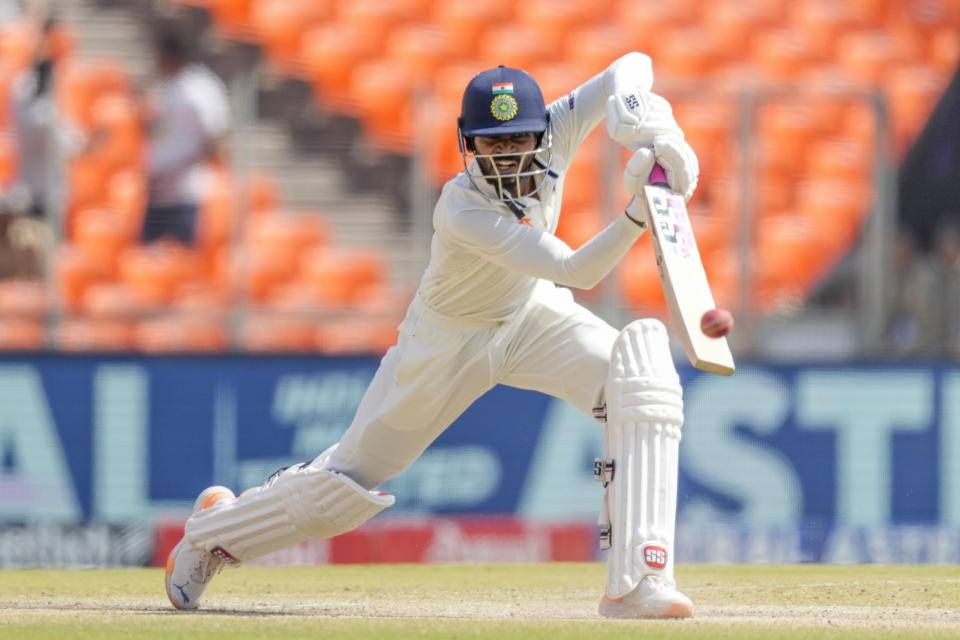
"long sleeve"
443,206,645,290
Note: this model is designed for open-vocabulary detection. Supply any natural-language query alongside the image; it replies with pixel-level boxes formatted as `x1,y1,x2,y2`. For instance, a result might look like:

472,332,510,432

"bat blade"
641,177,735,376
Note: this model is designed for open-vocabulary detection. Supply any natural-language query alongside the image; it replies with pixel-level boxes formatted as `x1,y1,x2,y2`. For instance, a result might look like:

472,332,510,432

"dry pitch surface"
1,563,959,639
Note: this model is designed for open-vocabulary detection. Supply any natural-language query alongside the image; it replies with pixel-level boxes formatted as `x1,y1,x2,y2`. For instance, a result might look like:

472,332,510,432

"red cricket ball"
700,308,734,338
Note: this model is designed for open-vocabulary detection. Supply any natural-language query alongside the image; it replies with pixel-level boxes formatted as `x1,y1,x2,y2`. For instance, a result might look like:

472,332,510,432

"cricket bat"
641,165,735,375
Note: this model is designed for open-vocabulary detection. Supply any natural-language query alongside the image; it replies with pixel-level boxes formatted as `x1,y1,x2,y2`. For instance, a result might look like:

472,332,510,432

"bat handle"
649,163,669,186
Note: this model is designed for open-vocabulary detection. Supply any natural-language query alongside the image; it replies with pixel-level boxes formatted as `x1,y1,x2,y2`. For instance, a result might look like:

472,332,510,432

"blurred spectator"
882,227,938,356
0,0,22,24
930,217,960,358
140,23,230,246
0,14,80,279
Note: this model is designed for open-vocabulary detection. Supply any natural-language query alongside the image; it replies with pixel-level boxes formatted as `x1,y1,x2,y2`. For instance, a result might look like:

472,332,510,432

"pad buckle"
593,458,615,486
592,403,607,422
598,525,611,551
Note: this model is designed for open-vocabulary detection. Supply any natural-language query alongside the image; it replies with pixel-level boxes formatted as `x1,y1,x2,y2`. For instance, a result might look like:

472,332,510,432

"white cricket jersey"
417,61,650,323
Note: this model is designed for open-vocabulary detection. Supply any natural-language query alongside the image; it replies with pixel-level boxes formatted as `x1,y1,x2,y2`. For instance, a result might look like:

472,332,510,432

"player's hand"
606,91,683,151
623,135,699,202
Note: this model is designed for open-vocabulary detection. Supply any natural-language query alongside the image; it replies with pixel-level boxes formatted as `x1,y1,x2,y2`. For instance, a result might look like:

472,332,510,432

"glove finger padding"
606,92,684,151
623,146,656,196
653,135,699,202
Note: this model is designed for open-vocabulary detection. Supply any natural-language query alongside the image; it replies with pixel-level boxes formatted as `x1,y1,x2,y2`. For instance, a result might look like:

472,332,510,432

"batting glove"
606,91,684,151
623,135,700,202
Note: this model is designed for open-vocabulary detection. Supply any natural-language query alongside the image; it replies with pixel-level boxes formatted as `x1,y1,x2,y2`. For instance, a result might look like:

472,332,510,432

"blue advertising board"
0,355,958,564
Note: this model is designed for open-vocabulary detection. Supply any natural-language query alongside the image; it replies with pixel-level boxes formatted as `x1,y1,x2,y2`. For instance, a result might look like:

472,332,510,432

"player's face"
473,133,539,198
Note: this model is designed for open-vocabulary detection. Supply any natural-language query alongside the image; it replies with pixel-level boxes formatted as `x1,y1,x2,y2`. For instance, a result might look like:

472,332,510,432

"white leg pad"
598,319,683,600
184,462,395,563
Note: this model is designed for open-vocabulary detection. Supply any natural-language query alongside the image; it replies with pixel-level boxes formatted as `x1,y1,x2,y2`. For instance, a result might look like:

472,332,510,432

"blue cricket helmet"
458,65,549,137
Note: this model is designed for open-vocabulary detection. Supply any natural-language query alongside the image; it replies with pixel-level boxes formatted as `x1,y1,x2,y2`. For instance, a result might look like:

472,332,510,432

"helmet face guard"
458,65,553,203
457,126,553,202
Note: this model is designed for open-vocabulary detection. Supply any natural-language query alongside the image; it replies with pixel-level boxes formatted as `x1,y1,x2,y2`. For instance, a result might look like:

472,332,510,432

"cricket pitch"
2,563,958,639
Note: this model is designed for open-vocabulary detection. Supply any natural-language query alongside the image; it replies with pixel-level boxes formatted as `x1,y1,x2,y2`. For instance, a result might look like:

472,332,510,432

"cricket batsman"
165,52,700,619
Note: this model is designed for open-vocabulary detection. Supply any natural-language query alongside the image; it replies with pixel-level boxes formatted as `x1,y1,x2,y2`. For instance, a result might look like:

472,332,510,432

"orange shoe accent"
602,595,624,604
200,490,232,511
658,601,694,618
165,551,175,576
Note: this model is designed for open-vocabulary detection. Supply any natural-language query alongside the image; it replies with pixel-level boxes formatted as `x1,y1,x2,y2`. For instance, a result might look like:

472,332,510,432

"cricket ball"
700,308,734,338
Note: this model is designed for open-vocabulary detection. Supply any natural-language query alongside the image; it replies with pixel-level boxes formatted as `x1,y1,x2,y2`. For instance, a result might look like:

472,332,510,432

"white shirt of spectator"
146,63,229,207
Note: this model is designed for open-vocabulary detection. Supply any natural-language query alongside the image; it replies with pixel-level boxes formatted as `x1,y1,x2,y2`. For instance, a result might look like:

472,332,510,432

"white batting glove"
606,91,684,151
622,135,700,202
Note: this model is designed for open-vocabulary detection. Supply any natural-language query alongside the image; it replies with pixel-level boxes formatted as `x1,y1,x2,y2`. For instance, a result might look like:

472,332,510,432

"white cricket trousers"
324,280,619,489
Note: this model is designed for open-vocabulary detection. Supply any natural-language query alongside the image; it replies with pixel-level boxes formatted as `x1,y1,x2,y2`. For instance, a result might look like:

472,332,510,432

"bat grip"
649,163,668,186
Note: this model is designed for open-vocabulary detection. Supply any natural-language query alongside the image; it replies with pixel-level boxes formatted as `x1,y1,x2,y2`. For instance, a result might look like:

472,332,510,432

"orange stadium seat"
233,243,300,304
523,62,580,104
196,170,233,251
71,208,136,278
239,313,318,352
476,24,550,72
883,65,949,155
315,318,398,355
555,206,602,249
752,176,794,218
349,60,415,150
835,30,922,86
0,20,37,72
89,92,143,173
927,27,960,75
422,62,480,182
0,279,48,318
655,27,719,81
701,0,781,62
619,237,667,313
0,318,46,350
262,279,327,313
51,244,104,312
246,211,329,258
837,99,878,148
333,0,418,52
65,155,111,215
386,23,461,79
431,0,507,52
0,67,13,130
750,28,818,79
245,172,281,216
671,98,736,181
134,314,230,353
55,318,135,352
298,246,386,306
696,248,739,312
754,216,835,308
55,58,129,132
206,0,256,40
118,243,199,310
687,207,731,259
80,281,140,319
790,2,861,57
515,0,595,48
300,23,380,109
252,0,334,71
561,25,633,84
105,170,147,229
0,132,15,186
170,280,230,316
755,103,832,176
611,0,697,53
794,179,868,251
803,137,873,184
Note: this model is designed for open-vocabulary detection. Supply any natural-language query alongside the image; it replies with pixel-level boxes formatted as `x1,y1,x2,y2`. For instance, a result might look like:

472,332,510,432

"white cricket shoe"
165,485,236,610
598,576,694,619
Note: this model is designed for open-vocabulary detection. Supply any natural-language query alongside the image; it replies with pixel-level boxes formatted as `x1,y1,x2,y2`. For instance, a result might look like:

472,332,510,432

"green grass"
1,563,959,639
